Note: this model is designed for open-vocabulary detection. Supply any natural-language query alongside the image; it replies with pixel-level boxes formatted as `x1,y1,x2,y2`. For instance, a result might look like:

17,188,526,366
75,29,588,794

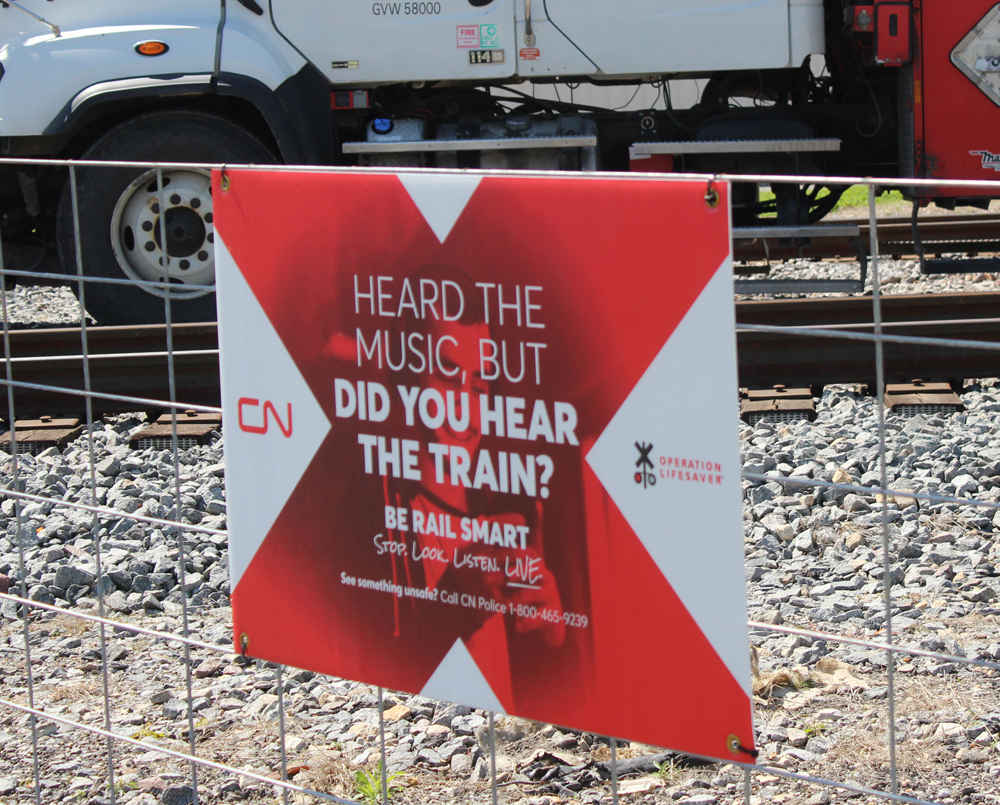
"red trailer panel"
918,0,1000,197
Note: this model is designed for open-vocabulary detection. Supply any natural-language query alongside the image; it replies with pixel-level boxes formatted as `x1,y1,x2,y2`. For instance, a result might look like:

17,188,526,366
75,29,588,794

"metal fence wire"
1,158,1000,805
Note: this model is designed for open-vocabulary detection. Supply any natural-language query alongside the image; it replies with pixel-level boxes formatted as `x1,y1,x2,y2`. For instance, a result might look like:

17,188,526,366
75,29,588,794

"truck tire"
57,111,277,326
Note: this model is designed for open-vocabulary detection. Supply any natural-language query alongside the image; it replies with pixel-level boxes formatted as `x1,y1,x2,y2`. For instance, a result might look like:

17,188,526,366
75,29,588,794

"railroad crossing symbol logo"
634,441,655,488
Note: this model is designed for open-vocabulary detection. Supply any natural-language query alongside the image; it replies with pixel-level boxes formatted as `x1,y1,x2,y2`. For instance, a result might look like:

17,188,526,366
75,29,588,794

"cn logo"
238,398,293,437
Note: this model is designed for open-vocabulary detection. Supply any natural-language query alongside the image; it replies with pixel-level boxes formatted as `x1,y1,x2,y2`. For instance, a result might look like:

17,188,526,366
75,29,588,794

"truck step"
630,138,841,155
734,224,861,239
343,135,597,153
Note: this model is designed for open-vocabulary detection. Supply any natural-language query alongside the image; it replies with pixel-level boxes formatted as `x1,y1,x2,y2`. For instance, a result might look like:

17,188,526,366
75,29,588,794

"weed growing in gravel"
110,779,139,798
803,720,830,737
824,674,996,792
130,724,165,740
353,762,403,805
47,613,92,638
46,681,97,703
655,756,683,785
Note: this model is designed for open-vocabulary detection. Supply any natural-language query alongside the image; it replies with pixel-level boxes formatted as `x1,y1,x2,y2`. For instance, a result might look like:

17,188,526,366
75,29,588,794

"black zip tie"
728,734,759,758
705,175,720,208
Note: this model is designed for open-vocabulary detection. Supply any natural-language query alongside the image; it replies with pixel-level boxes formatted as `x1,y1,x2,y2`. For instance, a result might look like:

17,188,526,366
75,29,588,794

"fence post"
70,162,120,805
869,183,898,797
0,192,42,805
156,166,201,804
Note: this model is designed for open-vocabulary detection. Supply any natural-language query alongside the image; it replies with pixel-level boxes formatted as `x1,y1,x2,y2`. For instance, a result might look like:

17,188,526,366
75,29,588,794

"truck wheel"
57,111,277,325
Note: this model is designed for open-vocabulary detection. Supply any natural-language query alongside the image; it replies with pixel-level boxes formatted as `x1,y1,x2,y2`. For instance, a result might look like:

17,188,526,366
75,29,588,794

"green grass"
834,186,904,210
756,186,905,217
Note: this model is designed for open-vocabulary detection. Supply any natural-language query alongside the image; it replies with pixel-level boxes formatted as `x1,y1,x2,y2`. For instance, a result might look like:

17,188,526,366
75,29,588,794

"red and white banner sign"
215,169,754,763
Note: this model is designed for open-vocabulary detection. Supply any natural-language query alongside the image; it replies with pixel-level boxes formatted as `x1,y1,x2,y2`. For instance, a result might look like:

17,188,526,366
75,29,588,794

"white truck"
0,0,978,324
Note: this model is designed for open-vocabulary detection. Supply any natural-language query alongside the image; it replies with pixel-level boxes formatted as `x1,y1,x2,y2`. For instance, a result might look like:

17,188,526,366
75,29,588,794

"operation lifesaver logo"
632,441,725,488
633,442,655,488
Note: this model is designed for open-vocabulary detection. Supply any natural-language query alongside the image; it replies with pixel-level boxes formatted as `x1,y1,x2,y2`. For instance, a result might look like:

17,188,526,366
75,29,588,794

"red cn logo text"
238,398,293,437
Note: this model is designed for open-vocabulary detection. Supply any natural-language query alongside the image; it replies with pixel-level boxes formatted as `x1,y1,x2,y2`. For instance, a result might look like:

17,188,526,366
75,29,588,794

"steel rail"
737,320,1000,388
735,290,1000,326
735,212,1000,263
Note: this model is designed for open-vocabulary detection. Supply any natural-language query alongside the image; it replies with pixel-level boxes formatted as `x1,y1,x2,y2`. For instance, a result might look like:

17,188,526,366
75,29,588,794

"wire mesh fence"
1,158,1000,805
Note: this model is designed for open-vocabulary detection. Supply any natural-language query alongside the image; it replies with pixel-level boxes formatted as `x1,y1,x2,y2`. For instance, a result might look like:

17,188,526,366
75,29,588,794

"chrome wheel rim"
110,169,216,299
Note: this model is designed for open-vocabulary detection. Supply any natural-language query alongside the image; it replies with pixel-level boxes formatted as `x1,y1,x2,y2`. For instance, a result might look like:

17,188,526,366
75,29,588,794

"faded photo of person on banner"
370,262,593,713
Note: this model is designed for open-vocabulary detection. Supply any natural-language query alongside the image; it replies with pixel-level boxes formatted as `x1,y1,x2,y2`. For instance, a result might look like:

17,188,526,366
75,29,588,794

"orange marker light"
135,41,169,56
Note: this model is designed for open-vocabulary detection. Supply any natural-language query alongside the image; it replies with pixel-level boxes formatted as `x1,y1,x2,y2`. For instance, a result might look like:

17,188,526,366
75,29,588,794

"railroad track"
0,323,220,420
737,292,1000,389
1,292,998,420
734,212,1000,264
